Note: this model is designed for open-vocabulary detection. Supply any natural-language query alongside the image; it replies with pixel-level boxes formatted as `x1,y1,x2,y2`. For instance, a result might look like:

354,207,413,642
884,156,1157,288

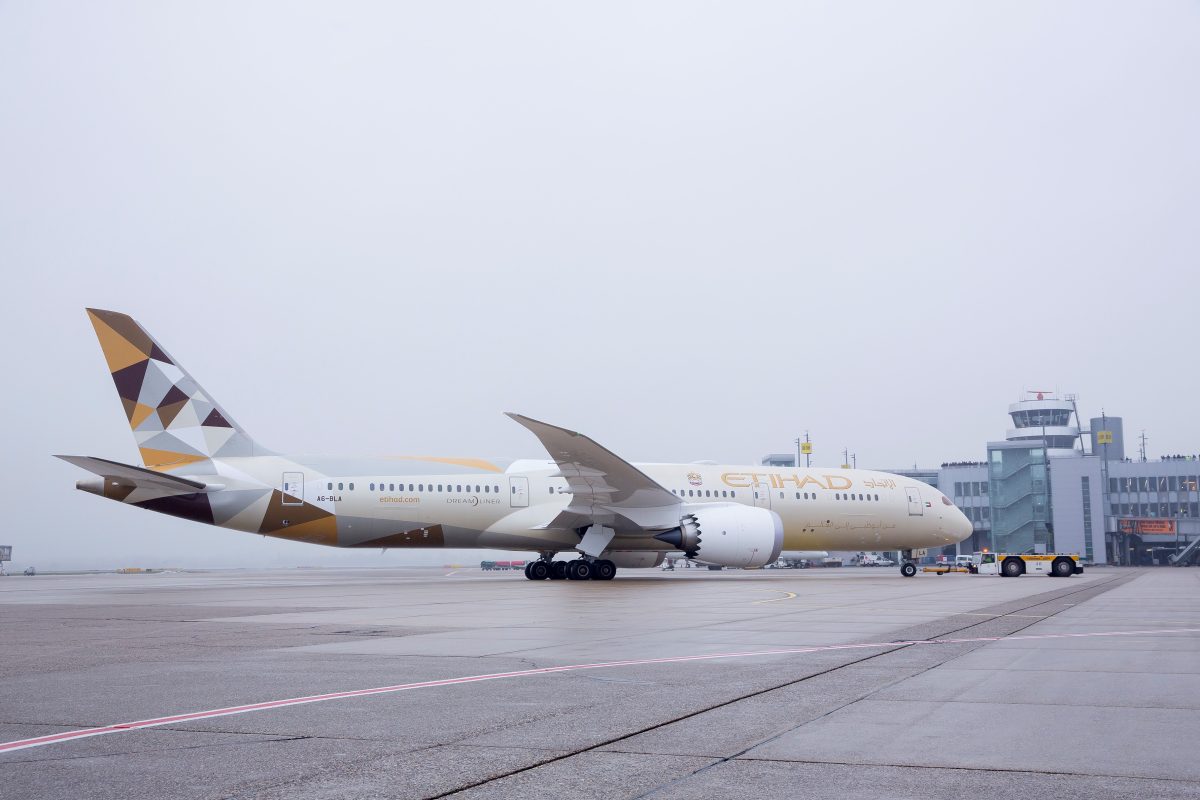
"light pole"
1099,411,1113,565
795,431,811,469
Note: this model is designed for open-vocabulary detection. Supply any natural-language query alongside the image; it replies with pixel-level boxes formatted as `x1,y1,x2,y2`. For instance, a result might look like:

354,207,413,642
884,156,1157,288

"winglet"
505,412,678,515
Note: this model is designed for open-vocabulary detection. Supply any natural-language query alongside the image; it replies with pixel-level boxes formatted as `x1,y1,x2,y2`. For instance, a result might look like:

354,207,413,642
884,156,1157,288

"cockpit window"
942,495,954,506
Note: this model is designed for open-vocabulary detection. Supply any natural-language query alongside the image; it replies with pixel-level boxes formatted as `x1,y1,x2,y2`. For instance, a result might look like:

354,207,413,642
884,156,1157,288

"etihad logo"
687,471,703,486
722,472,853,491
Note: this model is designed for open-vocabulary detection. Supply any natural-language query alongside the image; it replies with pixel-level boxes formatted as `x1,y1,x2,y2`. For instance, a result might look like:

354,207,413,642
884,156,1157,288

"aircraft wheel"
566,560,593,581
523,562,534,580
529,561,550,581
549,561,568,580
1052,557,1074,578
900,562,917,578
592,559,617,581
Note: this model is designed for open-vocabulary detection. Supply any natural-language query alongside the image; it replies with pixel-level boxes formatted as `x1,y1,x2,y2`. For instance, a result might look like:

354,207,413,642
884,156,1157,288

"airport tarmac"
1,565,1198,799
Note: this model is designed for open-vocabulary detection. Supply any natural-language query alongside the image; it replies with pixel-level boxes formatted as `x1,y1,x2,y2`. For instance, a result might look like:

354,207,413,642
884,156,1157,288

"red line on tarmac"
3,626,1198,755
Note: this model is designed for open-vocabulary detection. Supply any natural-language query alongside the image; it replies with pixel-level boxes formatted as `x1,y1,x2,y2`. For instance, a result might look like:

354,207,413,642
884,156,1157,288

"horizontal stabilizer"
55,455,216,493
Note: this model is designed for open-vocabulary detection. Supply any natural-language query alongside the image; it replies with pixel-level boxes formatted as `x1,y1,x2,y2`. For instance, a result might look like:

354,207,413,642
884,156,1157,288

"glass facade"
1011,409,1072,428
1106,471,1200,519
989,444,1052,553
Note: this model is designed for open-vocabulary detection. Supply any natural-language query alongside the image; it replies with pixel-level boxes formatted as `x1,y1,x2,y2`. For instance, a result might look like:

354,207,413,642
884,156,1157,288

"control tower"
1005,391,1083,455
989,391,1084,555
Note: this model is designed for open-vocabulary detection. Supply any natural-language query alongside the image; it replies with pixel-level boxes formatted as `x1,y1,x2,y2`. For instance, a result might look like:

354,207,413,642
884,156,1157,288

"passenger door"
509,476,529,508
905,486,923,516
752,483,772,509
282,472,304,506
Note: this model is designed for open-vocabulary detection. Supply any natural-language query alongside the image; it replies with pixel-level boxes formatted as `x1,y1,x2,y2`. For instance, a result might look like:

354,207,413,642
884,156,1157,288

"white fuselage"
181,456,972,556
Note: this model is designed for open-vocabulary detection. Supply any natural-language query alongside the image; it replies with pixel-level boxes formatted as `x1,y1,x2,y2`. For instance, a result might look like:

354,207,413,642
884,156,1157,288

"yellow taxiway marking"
753,589,798,605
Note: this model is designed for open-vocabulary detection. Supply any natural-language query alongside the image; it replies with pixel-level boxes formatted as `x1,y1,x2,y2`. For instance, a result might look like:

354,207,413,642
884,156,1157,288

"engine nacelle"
655,504,784,568
601,551,666,569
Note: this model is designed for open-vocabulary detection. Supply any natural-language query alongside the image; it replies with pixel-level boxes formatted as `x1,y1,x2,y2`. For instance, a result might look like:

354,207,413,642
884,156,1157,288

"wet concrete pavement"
1,565,1196,799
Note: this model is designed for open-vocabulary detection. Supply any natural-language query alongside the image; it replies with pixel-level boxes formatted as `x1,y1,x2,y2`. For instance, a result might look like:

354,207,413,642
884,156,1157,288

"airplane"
60,309,973,581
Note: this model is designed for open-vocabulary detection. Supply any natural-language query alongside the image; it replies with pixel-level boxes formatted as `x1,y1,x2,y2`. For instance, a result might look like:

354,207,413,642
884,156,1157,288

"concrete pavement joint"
728,755,1200,784
429,574,1139,799
627,573,1143,798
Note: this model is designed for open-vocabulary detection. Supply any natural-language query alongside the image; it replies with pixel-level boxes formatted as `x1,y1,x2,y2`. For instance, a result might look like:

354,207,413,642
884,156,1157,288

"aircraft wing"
506,413,680,531
56,455,214,494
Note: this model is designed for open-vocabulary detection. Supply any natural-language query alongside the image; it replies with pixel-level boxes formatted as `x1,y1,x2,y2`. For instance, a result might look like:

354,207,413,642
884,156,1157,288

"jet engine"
654,504,783,568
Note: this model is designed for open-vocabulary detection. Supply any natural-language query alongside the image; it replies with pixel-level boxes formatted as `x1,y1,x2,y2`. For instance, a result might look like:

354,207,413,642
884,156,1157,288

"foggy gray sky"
3,2,1198,569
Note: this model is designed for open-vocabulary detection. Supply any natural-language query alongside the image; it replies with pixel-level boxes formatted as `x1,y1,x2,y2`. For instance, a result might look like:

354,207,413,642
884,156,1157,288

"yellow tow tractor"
972,551,1083,578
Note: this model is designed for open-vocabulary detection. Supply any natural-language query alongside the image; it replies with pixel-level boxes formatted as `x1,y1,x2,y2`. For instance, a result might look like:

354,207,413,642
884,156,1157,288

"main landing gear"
900,549,917,578
524,556,617,581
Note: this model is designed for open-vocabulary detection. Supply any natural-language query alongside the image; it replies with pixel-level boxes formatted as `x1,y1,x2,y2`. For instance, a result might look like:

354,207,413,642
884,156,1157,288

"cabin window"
456,485,462,492
438,484,443,492
484,485,490,493
370,483,375,491
874,494,879,500
349,483,355,490
337,482,344,490
779,492,784,499
327,482,332,490
835,493,840,500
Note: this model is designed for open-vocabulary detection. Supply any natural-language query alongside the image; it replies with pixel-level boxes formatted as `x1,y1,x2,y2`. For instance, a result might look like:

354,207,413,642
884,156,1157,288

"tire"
1002,557,1024,578
592,560,616,581
566,560,593,581
523,562,534,580
549,561,568,580
529,561,550,581
1052,557,1074,578
900,562,917,578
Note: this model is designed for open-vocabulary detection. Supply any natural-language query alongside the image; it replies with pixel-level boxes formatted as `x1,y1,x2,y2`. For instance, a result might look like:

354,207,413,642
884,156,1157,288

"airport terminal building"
898,396,1200,565
769,395,1200,566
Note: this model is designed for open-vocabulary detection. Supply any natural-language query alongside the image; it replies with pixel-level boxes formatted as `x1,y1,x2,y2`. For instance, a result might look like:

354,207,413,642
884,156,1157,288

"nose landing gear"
900,549,917,578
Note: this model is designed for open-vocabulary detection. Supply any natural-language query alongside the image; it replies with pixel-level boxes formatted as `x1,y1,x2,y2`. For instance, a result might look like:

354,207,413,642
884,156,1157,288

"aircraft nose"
953,507,972,541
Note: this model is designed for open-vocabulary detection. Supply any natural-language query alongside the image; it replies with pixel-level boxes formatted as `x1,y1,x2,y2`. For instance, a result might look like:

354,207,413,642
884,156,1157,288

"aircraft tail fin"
85,308,267,469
